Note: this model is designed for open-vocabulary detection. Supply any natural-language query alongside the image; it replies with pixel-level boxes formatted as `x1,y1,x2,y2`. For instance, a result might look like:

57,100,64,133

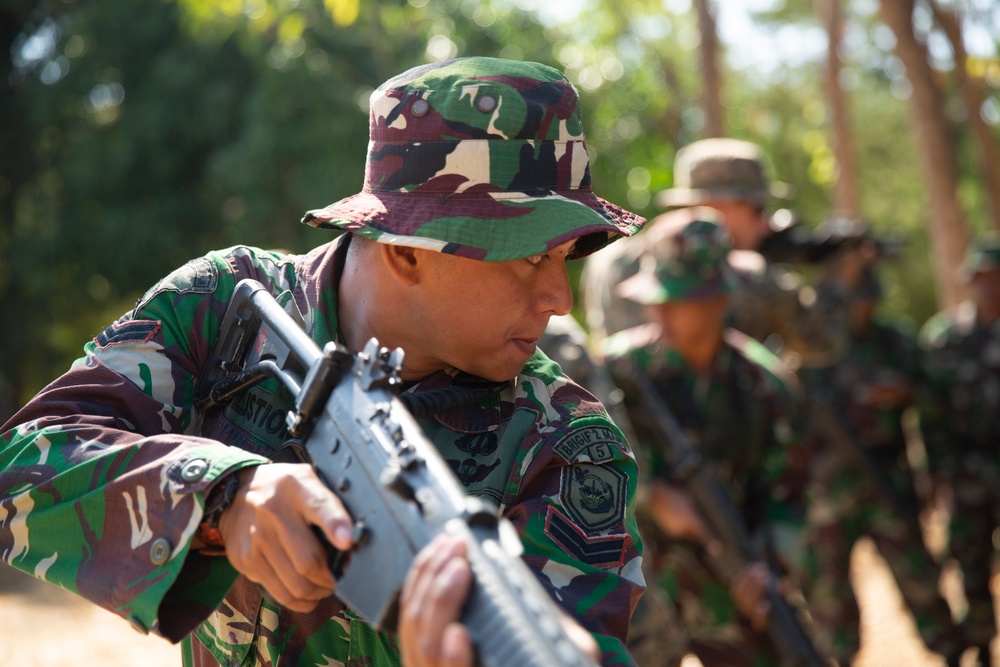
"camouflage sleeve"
0,252,269,641
500,387,645,666
728,268,851,369
915,318,956,478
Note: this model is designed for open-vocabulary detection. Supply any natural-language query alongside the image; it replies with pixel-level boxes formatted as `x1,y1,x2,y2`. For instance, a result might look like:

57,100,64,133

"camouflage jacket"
581,212,850,369
604,325,807,544
919,301,1000,474
0,236,644,666
801,315,922,454
726,262,851,370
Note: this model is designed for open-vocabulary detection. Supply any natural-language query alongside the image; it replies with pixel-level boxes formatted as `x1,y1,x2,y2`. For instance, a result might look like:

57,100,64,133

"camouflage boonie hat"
655,138,792,209
962,238,1000,279
617,215,737,304
302,57,645,261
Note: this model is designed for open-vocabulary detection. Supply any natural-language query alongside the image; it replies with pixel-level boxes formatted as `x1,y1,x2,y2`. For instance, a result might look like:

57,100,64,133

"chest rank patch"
544,506,627,569
560,463,627,532
552,425,622,464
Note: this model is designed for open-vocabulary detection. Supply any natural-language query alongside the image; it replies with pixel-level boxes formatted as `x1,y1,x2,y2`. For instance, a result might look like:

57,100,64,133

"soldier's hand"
217,463,354,612
648,480,723,555
730,561,772,632
399,534,474,667
398,534,601,667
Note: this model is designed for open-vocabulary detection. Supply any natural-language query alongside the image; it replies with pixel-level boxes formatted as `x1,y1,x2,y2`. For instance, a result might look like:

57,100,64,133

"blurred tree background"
1,0,998,418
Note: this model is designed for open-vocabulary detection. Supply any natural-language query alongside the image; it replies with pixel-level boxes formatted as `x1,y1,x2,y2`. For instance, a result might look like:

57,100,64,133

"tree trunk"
879,0,970,308
928,0,1000,235
695,0,724,138
816,0,861,218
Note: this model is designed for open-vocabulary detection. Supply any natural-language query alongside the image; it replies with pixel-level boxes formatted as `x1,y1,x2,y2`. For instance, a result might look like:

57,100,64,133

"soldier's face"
404,240,576,382
707,201,770,251
652,296,728,355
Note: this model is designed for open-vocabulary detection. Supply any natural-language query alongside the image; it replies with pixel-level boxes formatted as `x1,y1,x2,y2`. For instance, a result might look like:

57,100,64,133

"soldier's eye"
526,254,545,266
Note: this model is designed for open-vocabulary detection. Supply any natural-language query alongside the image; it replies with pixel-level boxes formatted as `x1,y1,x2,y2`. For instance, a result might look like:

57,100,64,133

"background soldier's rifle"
626,362,827,667
194,279,599,667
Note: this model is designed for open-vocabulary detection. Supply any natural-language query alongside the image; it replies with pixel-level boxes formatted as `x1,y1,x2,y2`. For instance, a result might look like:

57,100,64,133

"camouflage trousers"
947,459,1000,649
803,449,962,666
627,534,787,667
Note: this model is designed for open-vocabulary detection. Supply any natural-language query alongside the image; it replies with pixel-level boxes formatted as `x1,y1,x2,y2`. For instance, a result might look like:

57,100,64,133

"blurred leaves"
1,0,998,413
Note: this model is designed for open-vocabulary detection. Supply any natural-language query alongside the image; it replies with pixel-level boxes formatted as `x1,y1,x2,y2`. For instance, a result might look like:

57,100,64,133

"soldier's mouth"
511,338,538,356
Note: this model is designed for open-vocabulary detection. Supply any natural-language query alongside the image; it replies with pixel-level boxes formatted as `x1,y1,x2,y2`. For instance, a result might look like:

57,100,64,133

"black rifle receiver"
195,279,600,667
625,362,828,667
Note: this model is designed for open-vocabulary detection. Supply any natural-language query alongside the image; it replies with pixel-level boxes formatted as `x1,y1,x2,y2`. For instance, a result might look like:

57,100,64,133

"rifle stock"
625,362,827,667
195,279,600,667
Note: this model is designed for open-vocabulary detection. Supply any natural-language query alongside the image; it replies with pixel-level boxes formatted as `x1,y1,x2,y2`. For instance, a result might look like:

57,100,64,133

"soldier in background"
799,245,965,667
603,217,812,667
920,239,1000,667
581,138,863,370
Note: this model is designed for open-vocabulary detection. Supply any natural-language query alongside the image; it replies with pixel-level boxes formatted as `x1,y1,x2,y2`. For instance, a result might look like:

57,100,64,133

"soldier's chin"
464,355,524,383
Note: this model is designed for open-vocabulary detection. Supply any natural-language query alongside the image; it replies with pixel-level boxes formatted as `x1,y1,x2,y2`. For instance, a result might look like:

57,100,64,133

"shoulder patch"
552,425,623,464
544,506,627,568
95,320,162,349
559,463,627,532
134,256,219,314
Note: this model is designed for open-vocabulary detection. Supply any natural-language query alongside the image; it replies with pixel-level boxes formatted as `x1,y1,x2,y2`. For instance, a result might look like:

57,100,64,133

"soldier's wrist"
195,472,242,555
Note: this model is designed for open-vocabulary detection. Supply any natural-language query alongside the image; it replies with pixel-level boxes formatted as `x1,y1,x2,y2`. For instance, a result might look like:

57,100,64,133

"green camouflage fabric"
0,237,645,666
581,208,721,341
615,217,737,305
725,266,851,370
581,210,851,368
799,314,962,666
604,325,809,667
920,300,1000,650
302,57,644,262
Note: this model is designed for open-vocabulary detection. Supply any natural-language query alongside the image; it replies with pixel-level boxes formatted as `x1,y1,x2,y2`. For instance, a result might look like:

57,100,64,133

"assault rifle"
758,210,904,266
194,279,599,667
625,363,827,667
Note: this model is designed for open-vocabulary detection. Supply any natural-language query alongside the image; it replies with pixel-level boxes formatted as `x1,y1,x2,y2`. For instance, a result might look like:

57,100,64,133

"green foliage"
2,0,997,415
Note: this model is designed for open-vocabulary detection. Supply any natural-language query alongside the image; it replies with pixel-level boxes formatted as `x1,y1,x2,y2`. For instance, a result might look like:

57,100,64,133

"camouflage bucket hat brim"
616,217,737,304
302,57,645,261
617,265,737,305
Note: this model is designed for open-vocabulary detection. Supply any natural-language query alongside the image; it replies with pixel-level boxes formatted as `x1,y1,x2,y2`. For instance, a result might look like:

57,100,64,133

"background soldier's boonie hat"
302,57,645,261
962,238,1000,279
616,214,737,304
655,138,792,209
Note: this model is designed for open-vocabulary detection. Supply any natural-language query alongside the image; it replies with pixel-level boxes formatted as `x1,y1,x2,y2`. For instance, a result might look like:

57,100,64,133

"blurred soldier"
800,247,965,667
604,217,813,667
581,138,862,370
920,239,1000,667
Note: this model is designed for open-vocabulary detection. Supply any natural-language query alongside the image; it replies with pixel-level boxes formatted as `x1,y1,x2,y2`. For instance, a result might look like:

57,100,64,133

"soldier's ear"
379,243,422,287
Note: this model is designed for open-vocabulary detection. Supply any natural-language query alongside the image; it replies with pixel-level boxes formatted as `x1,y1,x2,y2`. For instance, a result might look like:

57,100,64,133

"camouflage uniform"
799,274,962,665
920,242,1000,659
580,139,850,369
603,219,810,667
0,58,647,667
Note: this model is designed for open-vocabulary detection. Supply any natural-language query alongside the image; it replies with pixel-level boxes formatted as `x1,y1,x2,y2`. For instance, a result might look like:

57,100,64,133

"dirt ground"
0,535,989,667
